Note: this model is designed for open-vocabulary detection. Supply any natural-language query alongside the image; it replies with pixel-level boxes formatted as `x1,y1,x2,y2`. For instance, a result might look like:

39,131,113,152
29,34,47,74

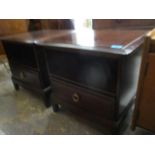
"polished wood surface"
132,29,155,133
1,30,71,43
41,29,145,47
13,29,146,56
2,29,146,51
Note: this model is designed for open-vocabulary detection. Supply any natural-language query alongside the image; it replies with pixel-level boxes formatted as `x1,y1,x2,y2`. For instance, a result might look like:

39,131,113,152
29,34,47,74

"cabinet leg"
43,92,52,108
52,103,59,112
43,93,60,112
13,82,19,91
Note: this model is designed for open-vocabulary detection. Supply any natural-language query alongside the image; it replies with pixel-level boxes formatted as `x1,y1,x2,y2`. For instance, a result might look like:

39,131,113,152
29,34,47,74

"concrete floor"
0,59,153,135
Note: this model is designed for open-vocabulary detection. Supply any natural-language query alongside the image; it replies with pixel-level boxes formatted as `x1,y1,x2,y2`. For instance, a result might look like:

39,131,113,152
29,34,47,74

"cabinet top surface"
1,29,147,55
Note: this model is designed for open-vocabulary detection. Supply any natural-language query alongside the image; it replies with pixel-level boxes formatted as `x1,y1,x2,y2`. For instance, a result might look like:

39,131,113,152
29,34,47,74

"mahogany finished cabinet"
37,29,147,132
1,30,70,107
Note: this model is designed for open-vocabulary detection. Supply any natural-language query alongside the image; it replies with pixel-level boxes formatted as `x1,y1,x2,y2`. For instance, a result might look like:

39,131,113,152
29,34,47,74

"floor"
0,58,153,135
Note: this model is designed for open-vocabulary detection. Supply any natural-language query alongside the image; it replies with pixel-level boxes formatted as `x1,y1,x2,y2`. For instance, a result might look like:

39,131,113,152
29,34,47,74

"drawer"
11,66,40,88
51,79,115,120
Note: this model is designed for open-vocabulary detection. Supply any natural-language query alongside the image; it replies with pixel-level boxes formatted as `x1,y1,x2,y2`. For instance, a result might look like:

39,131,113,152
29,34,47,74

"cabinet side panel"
118,46,143,117
34,45,50,88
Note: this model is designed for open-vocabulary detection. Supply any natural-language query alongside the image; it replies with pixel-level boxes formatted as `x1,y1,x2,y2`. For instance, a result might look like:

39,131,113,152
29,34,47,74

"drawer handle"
20,72,26,79
72,93,80,103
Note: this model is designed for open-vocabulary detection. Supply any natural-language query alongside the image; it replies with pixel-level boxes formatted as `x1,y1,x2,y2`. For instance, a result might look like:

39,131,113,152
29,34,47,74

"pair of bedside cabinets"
1,29,147,132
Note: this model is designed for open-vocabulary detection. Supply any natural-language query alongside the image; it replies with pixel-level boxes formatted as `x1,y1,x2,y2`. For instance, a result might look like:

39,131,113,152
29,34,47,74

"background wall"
0,19,29,55
93,19,155,29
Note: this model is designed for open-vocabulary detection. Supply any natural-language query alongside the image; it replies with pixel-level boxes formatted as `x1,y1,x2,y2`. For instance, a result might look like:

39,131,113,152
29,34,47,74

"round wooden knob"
72,93,80,103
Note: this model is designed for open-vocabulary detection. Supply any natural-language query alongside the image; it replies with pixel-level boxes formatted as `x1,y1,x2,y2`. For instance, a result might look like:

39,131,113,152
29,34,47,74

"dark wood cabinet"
37,29,147,132
2,40,51,107
1,28,148,133
1,30,70,107
1,30,75,107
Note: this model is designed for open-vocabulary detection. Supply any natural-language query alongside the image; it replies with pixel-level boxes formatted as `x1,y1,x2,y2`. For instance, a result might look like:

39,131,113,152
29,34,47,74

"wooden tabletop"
0,30,71,43
1,29,148,55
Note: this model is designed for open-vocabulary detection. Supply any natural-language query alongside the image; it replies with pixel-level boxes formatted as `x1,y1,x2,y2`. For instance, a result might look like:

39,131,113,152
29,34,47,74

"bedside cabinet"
2,40,51,107
0,30,73,107
38,29,147,132
1,30,70,107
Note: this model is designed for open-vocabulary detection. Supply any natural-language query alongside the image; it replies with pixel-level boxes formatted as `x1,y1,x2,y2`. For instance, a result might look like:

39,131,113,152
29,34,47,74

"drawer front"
51,79,115,120
11,66,40,88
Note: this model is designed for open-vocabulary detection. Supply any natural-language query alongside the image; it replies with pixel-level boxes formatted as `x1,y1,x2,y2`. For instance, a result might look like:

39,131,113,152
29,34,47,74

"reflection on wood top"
1,29,148,55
